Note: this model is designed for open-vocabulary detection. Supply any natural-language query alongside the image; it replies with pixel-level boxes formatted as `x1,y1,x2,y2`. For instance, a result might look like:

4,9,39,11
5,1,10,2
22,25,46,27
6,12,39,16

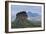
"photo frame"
5,1,45,33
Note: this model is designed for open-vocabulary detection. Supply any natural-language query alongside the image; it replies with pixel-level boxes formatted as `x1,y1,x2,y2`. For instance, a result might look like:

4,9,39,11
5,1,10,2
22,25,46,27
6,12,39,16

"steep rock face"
11,11,41,28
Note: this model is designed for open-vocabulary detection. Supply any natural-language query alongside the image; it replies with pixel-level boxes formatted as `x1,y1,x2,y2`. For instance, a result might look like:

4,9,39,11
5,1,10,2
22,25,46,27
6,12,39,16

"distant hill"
27,12,39,17
27,12,41,21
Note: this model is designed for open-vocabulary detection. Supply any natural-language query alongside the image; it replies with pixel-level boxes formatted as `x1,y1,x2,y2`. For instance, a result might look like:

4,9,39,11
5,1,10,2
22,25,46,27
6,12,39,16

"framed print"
5,1,45,33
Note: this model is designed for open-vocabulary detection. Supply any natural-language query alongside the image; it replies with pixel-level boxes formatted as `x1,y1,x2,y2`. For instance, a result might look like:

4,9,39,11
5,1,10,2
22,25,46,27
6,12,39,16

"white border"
8,2,44,32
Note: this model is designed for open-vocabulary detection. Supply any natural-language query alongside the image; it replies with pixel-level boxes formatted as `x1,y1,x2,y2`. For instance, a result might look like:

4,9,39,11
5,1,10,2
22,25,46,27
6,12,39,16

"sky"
11,5,42,22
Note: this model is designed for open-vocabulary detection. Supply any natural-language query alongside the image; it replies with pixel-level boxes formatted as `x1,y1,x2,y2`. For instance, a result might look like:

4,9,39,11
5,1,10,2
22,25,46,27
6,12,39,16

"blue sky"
11,5,41,22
